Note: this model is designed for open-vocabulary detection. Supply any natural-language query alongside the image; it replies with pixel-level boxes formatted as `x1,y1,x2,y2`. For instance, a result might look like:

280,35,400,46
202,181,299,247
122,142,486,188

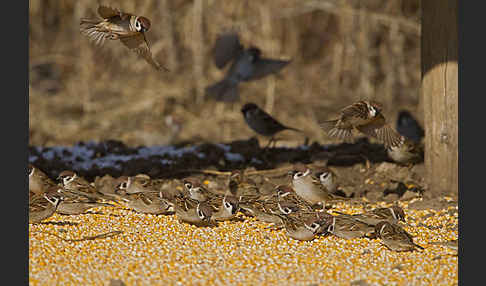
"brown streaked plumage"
321,100,404,148
80,5,168,71
375,221,424,252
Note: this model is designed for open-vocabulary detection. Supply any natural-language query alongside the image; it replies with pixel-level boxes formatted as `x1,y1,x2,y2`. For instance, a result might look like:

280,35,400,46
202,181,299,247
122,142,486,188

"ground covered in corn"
29,147,458,286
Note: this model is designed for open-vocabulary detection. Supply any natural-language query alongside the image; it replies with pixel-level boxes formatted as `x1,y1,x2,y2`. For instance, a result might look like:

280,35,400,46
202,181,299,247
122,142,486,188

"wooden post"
421,0,458,195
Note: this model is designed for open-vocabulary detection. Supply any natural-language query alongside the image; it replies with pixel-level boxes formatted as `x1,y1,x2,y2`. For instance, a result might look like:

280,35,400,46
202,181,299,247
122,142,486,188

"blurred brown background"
29,0,421,147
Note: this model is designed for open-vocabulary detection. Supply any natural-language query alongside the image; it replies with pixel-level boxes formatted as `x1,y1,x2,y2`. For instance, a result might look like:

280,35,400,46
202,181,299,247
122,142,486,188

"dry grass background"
29,0,421,147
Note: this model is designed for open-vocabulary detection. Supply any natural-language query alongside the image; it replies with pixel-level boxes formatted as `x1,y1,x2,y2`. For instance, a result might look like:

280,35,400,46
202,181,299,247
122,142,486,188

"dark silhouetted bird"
241,103,301,147
396,110,424,144
205,32,291,102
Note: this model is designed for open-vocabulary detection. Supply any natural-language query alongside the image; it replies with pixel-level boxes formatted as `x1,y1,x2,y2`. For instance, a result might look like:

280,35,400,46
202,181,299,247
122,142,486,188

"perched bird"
321,100,404,148
396,110,424,144
275,185,314,213
278,212,332,241
57,170,111,202
375,221,424,252
174,198,216,227
122,192,174,215
239,196,284,226
80,5,168,71
114,174,162,196
311,166,338,194
333,205,407,226
227,170,261,201
29,164,56,197
241,103,302,147
29,188,63,224
93,174,122,201
183,177,223,204
387,138,424,165
326,214,375,240
205,32,290,102
212,195,241,221
290,164,346,208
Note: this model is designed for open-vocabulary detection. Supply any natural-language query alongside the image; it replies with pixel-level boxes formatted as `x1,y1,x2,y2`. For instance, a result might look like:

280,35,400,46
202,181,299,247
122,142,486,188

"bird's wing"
119,33,169,71
213,32,244,69
245,58,291,81
97,5,122,19
356,114,404,147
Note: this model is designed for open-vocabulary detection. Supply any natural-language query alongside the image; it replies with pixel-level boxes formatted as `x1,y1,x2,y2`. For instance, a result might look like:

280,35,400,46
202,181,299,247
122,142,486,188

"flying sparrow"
387,138,424,165
205,31,290,102
396,110,424,144
333,205,406,226
375,221,424,252
29,188,63,224
326,214,375,240
80,5,169,71
321,100,404,148
311,166,338,194
241,103,302,147
29,164,56,197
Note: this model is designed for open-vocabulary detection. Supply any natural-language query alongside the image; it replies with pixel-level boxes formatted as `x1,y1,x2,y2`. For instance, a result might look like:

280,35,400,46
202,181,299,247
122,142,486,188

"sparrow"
396,110,424,144
311,166,338,194
333,205,406,226
114,174,158,196
29,188,63,224
227,170,261,201
174,198,216,227
241,103,302,147
290,164,342,208
375,221,424,252
122,192,174,215
277,212,332,241
211,195,241,221
326,214,375,240
275,185,314,213
80,5,168,71
57,170,110,201
239,196,284,226
93,174,122,201
387,138,424,165
29,164,56,197
183,177,224,205
321,100,404,148
205,31,290,102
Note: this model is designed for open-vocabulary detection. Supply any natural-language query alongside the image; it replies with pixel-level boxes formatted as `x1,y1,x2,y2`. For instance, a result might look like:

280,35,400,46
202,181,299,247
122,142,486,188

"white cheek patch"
390,208,397,220
303,169,311,177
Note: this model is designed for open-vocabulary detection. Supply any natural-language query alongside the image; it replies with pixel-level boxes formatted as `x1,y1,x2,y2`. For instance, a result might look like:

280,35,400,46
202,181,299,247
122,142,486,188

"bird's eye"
184,183,192,190
119,182,128,189
135,20,142,31
28,167,34,176
283,207,292,214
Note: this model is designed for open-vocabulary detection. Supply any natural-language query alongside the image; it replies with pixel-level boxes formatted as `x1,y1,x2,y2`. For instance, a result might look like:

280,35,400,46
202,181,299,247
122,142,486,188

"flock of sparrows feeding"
30,5,428,254
30,160,425,252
